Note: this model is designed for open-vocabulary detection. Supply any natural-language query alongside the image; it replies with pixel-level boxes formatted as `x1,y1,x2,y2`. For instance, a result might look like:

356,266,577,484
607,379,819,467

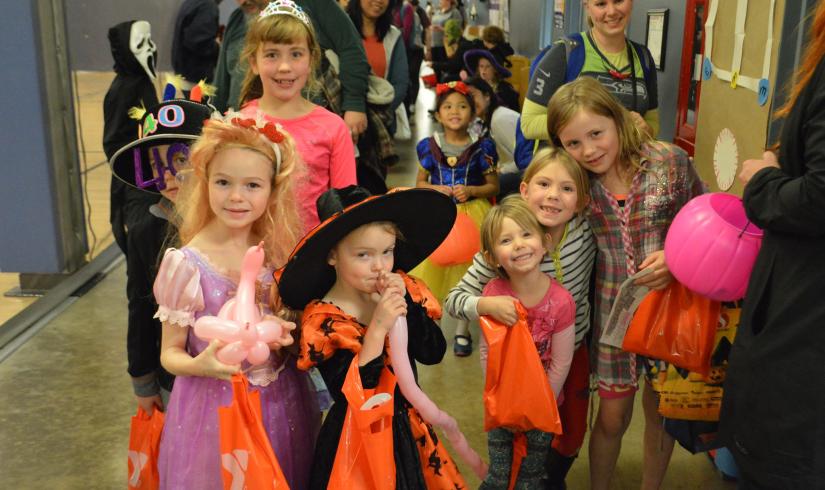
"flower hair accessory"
206,111,286,174
436,81,470,97
259,0,311,26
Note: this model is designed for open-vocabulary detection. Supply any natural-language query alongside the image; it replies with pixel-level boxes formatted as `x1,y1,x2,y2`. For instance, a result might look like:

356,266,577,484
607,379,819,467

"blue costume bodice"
416,133,498,190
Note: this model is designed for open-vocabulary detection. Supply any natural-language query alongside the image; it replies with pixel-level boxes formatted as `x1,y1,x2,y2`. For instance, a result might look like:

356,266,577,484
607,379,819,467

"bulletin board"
692,0,786,195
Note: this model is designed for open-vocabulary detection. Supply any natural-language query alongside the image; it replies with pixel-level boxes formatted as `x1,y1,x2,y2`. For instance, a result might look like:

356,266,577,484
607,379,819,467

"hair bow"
436,81,470,97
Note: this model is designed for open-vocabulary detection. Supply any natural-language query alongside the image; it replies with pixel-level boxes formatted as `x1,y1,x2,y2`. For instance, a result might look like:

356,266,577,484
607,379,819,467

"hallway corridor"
0,73,735,490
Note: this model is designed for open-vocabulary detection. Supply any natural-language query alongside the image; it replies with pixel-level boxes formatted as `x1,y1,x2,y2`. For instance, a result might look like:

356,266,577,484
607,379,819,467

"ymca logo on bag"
127,450,149,487
221,449,249,490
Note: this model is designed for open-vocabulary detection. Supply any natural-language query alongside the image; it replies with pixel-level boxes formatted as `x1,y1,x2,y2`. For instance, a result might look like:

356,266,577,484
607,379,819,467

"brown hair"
546,77,651,176
480,195,548,278
482,25,505,46
522,147,590,212
238,13,322,107
177,118,303,274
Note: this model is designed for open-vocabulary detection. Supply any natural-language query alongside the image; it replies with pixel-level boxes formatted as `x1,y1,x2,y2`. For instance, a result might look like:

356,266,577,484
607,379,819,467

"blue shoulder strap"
564,32,586,83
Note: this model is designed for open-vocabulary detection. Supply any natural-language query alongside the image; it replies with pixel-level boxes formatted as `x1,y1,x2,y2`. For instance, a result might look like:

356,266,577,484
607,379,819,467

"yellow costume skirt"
410,198,491,302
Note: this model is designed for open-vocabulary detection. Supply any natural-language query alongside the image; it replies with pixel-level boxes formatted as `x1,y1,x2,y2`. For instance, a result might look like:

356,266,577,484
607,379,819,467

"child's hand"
136,394,164,416
432,184,453,196
263,314,296,350
376,271,405,296
739,151,780,186
635,250,674,290
194,339,241,381
371,287,408,334
478,296,519,326
452,184,472,202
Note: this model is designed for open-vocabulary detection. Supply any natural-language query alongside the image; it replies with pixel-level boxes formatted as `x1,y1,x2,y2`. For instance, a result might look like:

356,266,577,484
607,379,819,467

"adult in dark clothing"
430,33,481,83
103,20,159,256
109,99,215,415
298,0,372,140
171,0,221,87
719,4,825,487
212,0,268,112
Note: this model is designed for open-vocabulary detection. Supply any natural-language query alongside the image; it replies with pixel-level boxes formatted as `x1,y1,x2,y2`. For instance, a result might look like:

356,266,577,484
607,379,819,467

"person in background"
480,25,514,64
296,0,372,142
347,0,409,194
720,2,825,486
103,19,159,256
521,0,659,141
427,0,462,80
212,0,269,113
464,48,520,111
395,0,427,115
172,0,221,91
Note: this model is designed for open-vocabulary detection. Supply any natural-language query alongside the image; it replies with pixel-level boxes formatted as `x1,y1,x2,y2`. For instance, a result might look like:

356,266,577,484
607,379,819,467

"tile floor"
0,72,736,489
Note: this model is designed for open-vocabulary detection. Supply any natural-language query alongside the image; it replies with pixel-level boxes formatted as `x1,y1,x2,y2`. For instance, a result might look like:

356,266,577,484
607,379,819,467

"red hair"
777,2,825,118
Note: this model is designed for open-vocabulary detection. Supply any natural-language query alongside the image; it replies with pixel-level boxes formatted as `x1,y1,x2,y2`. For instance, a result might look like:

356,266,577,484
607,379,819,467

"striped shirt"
444,214,597,347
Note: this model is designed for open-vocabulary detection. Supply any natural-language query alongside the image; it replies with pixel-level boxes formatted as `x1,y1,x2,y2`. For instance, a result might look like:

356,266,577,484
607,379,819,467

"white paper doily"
714,128,739,190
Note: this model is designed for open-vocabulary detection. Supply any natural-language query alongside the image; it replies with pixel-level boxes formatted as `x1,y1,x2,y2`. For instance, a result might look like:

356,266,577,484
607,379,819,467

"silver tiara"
259,0,311,26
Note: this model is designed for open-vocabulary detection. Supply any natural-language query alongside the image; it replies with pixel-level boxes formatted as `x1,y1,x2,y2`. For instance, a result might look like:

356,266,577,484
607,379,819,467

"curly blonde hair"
177,117,304,273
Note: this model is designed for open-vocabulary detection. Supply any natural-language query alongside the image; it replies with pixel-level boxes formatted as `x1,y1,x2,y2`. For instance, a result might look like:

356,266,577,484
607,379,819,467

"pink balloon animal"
194,243,283,365
389,317,488,479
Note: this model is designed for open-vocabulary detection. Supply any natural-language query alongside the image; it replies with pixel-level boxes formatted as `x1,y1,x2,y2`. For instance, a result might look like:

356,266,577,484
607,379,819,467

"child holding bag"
546,76,705,489
477,196,576,489
446,147,596,489
152,113,318,489
413,80,499,356
277,186,469,489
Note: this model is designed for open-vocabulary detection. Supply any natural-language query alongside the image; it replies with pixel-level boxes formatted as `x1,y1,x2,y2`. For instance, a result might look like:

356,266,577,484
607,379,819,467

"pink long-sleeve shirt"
481,275,576,404
242,99,356,230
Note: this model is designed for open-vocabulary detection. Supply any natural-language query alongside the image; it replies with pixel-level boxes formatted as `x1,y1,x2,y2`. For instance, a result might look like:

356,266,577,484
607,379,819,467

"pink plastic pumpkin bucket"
664,193,763,301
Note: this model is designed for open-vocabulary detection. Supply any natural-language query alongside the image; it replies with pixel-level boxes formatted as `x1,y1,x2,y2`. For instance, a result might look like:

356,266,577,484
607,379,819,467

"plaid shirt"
587,141,706,390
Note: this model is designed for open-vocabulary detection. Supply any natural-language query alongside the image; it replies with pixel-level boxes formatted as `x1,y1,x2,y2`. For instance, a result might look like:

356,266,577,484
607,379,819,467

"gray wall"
508,0,545,57
627,1,686,142
66,0,188,71
1,1,79,273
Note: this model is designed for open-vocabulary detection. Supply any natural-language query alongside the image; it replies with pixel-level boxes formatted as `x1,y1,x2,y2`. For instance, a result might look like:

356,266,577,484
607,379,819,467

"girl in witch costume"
276,186,468,490
152,113,319,489
413,80,498,357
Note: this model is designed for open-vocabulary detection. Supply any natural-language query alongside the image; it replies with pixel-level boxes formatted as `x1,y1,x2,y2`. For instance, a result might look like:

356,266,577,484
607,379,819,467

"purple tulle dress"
154,247,320,490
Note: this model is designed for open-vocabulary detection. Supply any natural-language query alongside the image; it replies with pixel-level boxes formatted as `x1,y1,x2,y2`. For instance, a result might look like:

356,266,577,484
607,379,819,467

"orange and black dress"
298,273,467,490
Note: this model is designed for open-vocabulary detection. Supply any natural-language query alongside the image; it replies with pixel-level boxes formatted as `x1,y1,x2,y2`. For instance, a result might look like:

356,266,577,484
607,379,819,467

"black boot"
543,448,576,490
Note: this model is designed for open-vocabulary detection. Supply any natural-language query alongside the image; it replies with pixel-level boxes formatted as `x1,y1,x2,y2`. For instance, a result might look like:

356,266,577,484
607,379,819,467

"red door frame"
674,0,710,156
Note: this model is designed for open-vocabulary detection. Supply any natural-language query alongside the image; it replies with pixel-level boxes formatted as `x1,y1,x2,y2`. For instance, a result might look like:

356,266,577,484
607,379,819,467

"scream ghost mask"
130,20,157,81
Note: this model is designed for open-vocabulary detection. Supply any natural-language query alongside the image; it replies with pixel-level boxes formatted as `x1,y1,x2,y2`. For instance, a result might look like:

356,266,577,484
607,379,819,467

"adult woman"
521,0,659,141
427,0,462,80
347,0,409,194
719,3,825,487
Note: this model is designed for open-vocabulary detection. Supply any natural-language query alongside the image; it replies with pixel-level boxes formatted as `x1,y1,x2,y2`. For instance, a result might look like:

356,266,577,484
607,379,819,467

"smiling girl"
547,76,705,490
445,147,596,486
239,0,356,230
477,196,576,489
153,114,319,489
413,81,499,357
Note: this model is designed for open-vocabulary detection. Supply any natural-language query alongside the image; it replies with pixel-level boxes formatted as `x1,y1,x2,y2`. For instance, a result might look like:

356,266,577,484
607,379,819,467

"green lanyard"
550,222,569,283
